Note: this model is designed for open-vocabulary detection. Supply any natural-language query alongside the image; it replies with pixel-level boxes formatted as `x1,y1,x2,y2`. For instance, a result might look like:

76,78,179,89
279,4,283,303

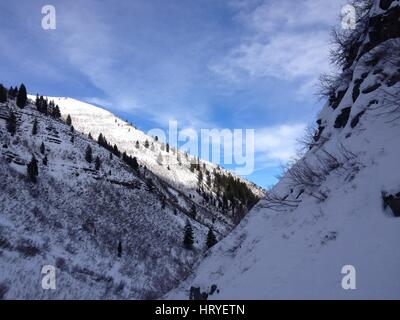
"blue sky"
0,0,347,189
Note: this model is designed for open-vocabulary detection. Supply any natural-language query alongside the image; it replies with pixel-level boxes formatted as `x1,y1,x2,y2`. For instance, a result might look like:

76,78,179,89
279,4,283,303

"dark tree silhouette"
183,220,194,250
16,84,27,108
85,145,93,163
206,228,217,249
27,155,39,183
6,111,17,136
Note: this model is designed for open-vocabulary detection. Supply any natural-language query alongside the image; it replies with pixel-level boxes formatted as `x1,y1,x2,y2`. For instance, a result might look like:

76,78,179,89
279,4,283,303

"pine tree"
191,204,197,219
43,155,48,166
32,118,38,135
206,228,217,249
6,111,17,136
27,155,39,183
40,142,45,155
0,84,7,103
144,140,150,148
183,220,194,250
70,134,74,143
16,84,27,108
166,143,170,153
35,94,39,108
198,169,203,186
135,140,140,149
8,86,17,99
88,132,93,140
66,114,72,126
85,145,93,163
132,156,139,171
53,105,61,118
117,241,122,258
95,156,101,170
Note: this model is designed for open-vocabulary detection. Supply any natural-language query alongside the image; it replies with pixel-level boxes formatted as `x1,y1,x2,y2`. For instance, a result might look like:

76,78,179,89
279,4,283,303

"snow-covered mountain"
167,0,400,299
0,93,262,299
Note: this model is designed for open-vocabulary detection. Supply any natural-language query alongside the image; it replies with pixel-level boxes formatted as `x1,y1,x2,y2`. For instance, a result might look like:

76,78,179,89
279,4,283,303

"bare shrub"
262,191,302,212
371,85,400,122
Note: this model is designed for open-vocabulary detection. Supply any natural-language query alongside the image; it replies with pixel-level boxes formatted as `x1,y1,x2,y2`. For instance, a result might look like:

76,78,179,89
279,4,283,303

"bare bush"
261,191,302,212
297,124,318,153
372,85,400,122
286,144,360,190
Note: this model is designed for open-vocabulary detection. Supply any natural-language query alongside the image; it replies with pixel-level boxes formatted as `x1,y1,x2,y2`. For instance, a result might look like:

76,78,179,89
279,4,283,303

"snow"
0,93,261,299
166,6,400,300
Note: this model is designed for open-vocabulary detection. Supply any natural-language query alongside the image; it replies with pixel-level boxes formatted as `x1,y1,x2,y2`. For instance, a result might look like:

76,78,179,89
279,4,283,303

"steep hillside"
29,95,264,233
0,93,260,299
167,0,400,300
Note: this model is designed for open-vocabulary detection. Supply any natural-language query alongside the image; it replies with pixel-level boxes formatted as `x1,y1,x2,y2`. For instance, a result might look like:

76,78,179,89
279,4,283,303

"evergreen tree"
113,144,120,157
183,220,194,250
43,155,48,166
135,140,140,149
6,111,17,136
16,84,27,108
27,155,39,183
36,96,48,115
109,152,113,160
166,143,170,153
191,204,197,219
8,86,17,99
66,114,72,126
0,84,7,103
198,169,203,186
85,145,93,163
70,134,74,143
40,142,45,155
95,156,101,170
117,241,122,258
35,94,39,108
144,140,150,148
132,156,139,171
206,228,217,249
32,118,38,135
88,132,93,140
54,105,61,118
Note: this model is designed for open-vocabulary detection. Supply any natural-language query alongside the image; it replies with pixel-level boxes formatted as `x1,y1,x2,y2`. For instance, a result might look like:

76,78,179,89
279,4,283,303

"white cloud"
212,0,347,96
254,123,306,166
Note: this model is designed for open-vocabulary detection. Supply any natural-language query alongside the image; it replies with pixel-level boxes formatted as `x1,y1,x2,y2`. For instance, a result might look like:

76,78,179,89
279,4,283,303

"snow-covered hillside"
167,0,400,300
27,95,264,235
0,91,261,299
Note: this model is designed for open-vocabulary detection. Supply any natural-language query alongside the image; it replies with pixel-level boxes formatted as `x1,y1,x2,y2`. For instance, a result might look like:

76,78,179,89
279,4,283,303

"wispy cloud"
254,123,306,166
210,0,346,98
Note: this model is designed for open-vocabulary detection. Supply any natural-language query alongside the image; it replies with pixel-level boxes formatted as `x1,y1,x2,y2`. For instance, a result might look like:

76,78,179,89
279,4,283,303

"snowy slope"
0,99,209,299
167,0,400,300
27,95,264,235
42,96,263,198
0,94,261,299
